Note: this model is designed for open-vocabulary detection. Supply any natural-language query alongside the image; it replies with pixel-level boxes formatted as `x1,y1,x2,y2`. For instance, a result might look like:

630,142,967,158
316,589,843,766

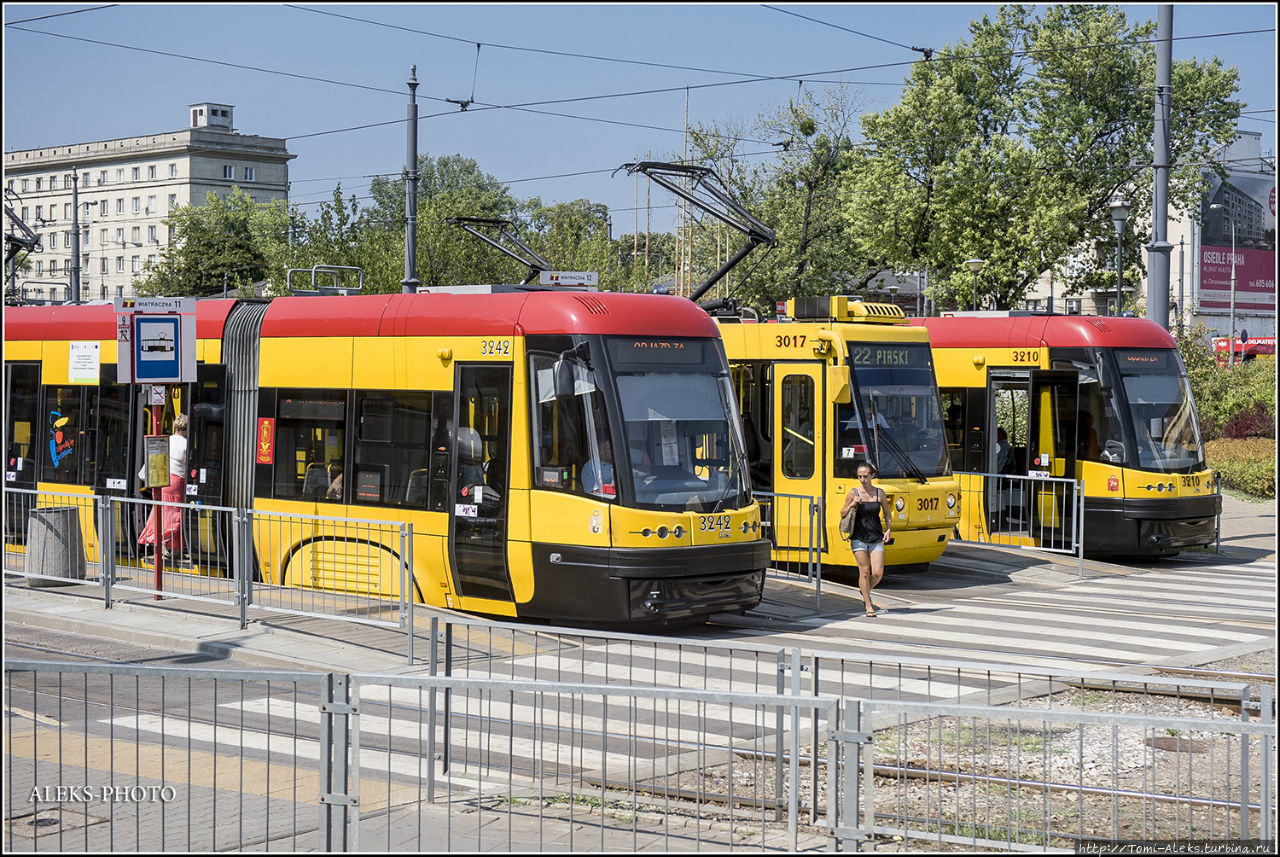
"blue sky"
4,3,1275,235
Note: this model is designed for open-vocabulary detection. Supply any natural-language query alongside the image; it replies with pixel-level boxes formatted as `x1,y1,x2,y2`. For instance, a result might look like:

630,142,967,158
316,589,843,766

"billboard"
1199,245,1276,313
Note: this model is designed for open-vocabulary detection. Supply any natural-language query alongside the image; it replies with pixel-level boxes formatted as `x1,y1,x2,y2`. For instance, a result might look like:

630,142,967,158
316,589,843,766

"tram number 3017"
775,335,807,348
916,497,939,511
699,514,734,535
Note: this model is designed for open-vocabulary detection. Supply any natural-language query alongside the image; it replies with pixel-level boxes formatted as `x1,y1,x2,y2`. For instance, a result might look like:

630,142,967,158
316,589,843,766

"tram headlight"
946,494,957,509
672,526,685,538
657,526,670,539
894,496,905,512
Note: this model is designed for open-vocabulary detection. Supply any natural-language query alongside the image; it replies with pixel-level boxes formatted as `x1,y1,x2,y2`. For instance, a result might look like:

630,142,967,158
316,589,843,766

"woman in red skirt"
138,413,189,557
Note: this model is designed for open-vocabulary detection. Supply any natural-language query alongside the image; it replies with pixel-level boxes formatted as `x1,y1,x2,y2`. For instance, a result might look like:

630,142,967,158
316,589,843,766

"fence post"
1262,684,1274,842
236,509,251,629
1077,479,1085,580
775,648,785,821
402,523,414,665
861,701,876,851
427,616,439,803
101,497,114,608
1240,682,1252,840
320,672,356,851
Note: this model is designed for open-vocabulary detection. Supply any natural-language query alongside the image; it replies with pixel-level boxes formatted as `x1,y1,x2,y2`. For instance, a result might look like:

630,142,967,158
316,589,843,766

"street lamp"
1209,203,1237,366
964,258,985,312
1108,195,1129,316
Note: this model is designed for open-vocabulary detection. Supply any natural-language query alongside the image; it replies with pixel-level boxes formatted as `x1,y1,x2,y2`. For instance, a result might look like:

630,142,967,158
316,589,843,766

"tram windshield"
609,338,748,512
836,342,949,479
1110,348,1207,473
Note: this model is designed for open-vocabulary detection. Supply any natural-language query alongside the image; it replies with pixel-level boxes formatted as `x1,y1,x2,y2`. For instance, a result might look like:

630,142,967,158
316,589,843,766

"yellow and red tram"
4,290,770,626
915,313,1221,558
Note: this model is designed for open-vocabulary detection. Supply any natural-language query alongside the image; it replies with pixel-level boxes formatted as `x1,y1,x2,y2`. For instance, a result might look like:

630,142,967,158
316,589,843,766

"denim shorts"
849,538,884,554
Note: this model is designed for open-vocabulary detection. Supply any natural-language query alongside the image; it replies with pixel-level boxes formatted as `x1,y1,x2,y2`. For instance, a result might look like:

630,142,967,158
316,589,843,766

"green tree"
842,4,1240,311
136,187,289,297
367,153,522,288
522,197,620,285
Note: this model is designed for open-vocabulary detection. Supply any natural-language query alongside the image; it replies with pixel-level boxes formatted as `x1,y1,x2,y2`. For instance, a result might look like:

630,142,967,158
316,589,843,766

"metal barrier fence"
3,488,104,588
755,491,824,613
840,690,1275,850
7,660,1272,853
4,660,838,852
953,471,1085,576
2,489,413,660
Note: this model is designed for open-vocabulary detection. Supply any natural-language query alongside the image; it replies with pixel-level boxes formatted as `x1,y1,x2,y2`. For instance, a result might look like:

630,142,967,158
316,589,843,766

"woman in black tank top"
838,461,892,616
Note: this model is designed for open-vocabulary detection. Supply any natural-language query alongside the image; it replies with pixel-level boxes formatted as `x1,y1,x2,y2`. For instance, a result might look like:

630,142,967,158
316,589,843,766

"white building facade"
4,103,294,302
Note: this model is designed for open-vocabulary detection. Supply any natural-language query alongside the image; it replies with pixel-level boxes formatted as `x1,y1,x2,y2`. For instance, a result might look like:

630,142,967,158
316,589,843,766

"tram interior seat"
302,463,330,500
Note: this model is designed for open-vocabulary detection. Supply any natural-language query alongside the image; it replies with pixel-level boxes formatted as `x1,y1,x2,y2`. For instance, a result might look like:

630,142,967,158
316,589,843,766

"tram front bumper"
1084,494,1222,557
527,540,771,624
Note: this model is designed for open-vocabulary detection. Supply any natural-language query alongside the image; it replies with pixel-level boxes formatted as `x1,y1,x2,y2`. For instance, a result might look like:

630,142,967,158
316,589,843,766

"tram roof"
3,292,719,342
910,314,1177,350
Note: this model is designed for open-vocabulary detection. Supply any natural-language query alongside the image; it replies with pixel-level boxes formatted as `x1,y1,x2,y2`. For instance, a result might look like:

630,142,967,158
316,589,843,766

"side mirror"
1102,439,1126,465
828,365,851,404
553,357,575,400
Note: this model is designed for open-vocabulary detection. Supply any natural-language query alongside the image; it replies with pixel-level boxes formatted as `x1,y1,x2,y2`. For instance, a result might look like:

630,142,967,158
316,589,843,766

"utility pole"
401,65,422,294
1146,5,1174,329
70,166,82,303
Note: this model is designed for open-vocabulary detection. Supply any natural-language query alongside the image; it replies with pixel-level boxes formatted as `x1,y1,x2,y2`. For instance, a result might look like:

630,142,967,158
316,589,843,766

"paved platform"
3,494,1273,677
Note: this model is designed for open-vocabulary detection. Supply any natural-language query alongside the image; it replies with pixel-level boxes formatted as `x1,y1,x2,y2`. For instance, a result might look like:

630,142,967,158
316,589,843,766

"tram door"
449,365,514,603
772,365,823,553
987,371,1078,548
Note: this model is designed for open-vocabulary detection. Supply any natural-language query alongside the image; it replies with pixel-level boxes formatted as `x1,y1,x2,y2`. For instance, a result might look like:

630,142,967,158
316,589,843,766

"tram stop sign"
114,297,196,384
1240,328,1248,343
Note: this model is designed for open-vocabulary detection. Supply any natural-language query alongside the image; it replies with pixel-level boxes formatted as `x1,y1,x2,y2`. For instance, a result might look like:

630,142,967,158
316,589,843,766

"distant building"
4,103,295,302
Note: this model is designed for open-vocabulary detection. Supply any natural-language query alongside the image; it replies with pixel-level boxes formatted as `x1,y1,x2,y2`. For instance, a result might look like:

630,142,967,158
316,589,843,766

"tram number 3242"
699,514,734,534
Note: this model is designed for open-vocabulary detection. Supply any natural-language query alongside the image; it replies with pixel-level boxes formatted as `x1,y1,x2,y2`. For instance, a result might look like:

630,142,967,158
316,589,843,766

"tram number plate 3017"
699,514,733,537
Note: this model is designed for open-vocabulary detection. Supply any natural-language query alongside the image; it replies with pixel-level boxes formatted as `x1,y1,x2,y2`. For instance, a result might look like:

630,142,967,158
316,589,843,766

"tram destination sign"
848,343,924,366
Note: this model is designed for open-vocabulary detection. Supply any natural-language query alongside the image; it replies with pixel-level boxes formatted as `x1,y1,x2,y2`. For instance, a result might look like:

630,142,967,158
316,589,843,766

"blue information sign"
133,315,182,383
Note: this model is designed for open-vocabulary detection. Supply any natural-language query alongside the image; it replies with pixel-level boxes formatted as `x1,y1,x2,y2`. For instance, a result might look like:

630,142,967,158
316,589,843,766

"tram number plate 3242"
699,514,734,537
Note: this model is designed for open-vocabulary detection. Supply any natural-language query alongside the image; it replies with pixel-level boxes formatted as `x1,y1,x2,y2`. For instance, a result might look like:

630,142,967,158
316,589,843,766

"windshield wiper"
867,394,929,484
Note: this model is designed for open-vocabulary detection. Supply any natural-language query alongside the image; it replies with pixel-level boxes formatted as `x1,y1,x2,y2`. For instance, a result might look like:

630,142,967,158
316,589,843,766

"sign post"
115,298,197,598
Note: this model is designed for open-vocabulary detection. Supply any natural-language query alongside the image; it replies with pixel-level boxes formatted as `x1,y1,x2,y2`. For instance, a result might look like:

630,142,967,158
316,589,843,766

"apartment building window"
131,227,141,243
148,254,156,268
21,179,29,192
98,171,106,186
101,200,110,216
100,258,108,275
35,261,43,275
131,167,140,182
116,257,124,273
148,165,157,181
116,169,124,183
63,230,71,246
116,228,125,245
5,180,11,192
1065,299,1083,315
64,203,72,219
1025,299,1044,312
169,163,178,179
131,256,141,274
100,229,107,245
168,225,176,242
116,199,124,214
49,175,58,190
35,178,43,191
132,197,140,214
167,194,177,211
49,233,58,250
21,207,29,222
148,225,158,244
223,165,234,180
50,260,59,276
146,195,156,214
243,167,256,182
35,206,43,221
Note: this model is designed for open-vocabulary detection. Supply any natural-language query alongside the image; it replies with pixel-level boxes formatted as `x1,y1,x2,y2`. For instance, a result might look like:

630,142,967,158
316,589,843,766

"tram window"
94,367,130,488
780,374,814,479
41,386,87,484
6,364,39,485
352,391,432,508
529,351,614,499
273,391,346,501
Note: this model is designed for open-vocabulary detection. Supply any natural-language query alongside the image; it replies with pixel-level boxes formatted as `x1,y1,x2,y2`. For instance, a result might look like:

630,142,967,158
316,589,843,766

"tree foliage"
842,4,1240,312
136,187,289,297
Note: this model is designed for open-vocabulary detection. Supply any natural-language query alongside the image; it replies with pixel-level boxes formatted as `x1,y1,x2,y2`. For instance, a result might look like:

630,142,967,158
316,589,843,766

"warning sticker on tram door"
456,503,478,518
